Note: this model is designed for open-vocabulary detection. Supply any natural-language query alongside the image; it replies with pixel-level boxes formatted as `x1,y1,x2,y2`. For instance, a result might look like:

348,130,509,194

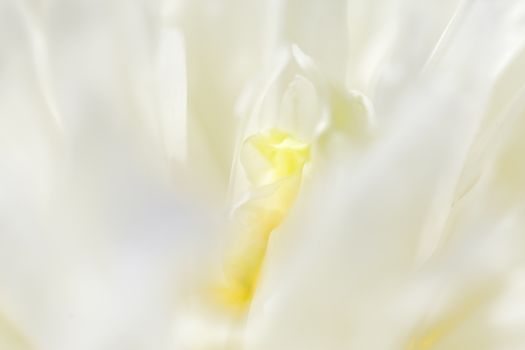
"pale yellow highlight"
0,311,32,350
407,288,497,350
213,129,310,311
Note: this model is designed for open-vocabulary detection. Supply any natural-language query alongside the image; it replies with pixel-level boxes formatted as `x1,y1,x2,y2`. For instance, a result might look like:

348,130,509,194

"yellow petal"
213,129,310,311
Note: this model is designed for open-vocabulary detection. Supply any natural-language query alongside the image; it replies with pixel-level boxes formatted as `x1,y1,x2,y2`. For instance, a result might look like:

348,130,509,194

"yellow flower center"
213,129,310,312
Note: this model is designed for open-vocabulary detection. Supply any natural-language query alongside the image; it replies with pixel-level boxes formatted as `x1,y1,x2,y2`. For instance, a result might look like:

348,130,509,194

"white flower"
1,0,525,350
